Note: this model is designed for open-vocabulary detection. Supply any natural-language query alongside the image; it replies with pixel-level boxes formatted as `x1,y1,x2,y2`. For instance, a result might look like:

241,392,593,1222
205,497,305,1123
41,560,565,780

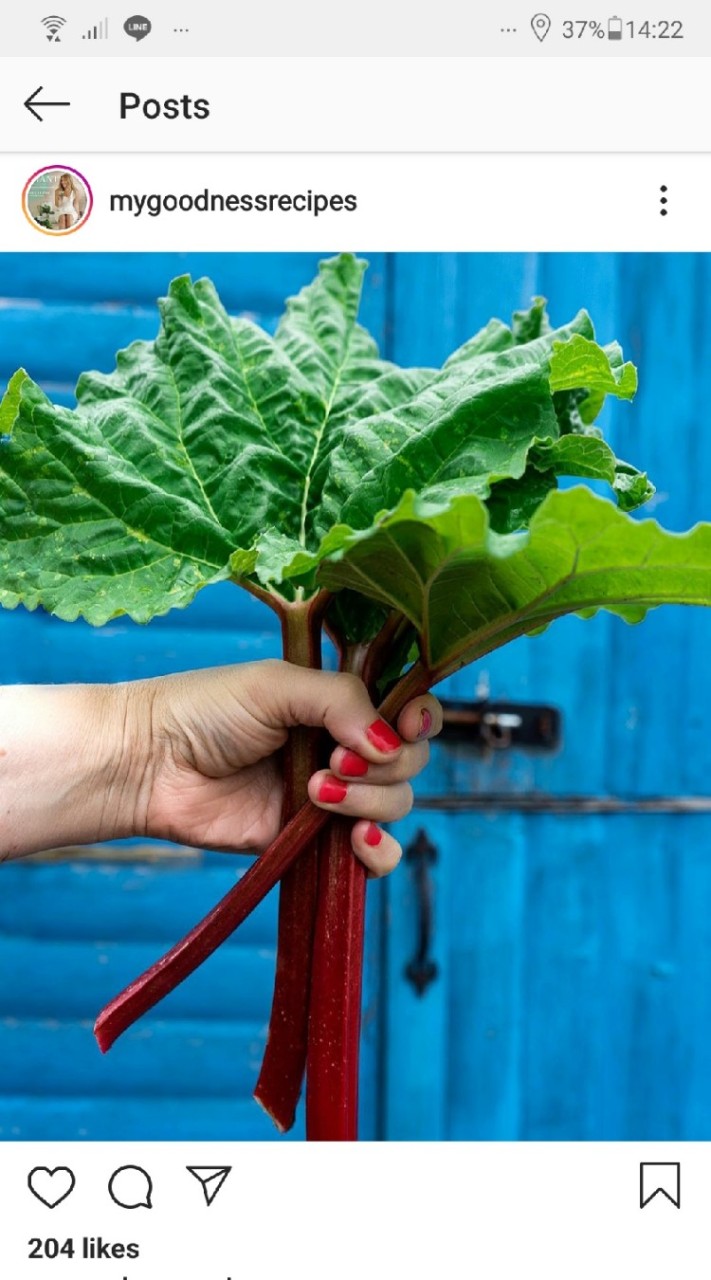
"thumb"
250,661,404,763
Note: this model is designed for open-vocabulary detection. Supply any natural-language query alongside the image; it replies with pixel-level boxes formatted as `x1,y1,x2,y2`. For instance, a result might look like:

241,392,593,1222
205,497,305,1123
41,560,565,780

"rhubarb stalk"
94,798,328,1053
306,817,366,1141
302,627,396,1141
253,596,325,1132
94,660,432,1054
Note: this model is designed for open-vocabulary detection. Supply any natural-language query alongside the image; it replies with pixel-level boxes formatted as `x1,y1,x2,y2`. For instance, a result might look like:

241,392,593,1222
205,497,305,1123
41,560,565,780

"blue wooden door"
2,253,710,1142
382,254,711,1140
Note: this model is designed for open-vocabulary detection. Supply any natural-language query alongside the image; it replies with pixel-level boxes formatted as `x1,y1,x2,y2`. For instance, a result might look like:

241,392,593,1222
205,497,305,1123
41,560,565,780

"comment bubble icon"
123,15,152,41
108,1165,153,1209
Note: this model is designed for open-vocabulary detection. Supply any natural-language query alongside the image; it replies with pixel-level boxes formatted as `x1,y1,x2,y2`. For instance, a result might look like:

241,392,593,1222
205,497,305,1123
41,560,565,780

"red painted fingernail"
364,823,383,847
418,708,433,738
340,750,369,777
318,777,348,804
366,719,401,753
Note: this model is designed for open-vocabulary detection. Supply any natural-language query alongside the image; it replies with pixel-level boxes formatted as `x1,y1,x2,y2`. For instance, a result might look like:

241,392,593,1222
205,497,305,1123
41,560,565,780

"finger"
307,771,413,825
396,694,443,744
330,739,429,784
351,821,402,878
255,663,406,764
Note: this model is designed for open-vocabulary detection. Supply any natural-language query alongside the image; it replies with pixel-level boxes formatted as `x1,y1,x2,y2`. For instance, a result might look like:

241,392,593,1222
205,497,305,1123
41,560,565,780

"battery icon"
608,15,623,38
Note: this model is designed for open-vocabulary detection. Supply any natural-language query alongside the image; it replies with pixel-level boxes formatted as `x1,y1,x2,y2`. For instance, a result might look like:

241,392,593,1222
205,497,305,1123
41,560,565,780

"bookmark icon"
186,1166,232,1207
639,1162,681,1209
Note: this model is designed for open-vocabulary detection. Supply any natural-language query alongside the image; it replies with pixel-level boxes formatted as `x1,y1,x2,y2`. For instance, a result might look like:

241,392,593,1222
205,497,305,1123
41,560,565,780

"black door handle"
404,829,438,997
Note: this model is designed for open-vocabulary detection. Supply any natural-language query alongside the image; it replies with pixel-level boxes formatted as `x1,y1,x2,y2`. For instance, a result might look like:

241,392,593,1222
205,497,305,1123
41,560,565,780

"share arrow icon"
186,1166,232,1206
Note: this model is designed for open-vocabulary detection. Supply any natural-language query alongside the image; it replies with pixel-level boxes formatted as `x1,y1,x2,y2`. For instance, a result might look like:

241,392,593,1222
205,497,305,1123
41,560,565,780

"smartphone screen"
0,9,707,1277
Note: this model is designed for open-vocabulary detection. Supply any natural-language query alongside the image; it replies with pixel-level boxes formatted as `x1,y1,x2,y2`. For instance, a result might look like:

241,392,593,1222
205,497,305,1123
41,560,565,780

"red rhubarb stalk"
306,817,367,1141
94,798,327,1053
253,775,319,1130
253,600,324,1132
94,659,431,1054
303,627,403,1140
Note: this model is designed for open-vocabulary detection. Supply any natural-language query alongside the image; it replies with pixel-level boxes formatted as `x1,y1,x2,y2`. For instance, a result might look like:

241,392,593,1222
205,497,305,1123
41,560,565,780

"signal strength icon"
41,15,66,42
82,17,109,40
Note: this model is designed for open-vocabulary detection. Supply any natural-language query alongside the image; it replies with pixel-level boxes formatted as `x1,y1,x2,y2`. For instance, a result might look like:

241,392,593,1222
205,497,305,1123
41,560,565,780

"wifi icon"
41,15,66,42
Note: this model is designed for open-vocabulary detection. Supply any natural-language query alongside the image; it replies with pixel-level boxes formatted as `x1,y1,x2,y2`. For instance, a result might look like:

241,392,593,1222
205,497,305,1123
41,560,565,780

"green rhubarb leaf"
272,486,711,679
442,298,554,369
486,468,558,534
549,334,637,425
326,590,391,647
0,255,653,628
529,435,654,511
512,296,551,344
0,369,235,624
318,312,646,547
0,256,436,623
273,253,436,544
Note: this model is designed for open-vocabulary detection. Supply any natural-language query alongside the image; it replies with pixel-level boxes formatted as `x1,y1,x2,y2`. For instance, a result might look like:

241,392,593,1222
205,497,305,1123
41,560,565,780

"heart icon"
28,1167,76,1209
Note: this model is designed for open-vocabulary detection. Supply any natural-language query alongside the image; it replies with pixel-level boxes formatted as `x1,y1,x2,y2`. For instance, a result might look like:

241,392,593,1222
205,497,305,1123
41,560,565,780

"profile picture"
22,165,93,236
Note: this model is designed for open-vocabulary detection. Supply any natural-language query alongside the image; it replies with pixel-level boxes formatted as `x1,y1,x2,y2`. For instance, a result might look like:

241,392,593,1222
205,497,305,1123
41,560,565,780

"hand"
141,661,442,876
0,664,442,877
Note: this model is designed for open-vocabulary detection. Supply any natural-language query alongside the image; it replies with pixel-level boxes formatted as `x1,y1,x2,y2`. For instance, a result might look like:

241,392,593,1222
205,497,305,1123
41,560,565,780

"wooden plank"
447,813,526,1140
608,253,704,796
0,609,42,682
0,304,160,387
143,581,279,631
0,594,274,647
598,813,683,1139
682,251,711,796
0,861,277,944
383,255,538,1137
0,252,327,310
0,936,275,1023
520,814,605,1140
677,815,711,1139
0,1018,268,1098
0,618,284,683
527,254,619,799
0,1094,303,1141
515,812,709,1141
389,252,536,367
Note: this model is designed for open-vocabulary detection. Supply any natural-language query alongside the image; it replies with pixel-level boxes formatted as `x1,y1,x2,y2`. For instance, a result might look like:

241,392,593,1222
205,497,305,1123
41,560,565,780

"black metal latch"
439,700,561,752
404,829,439,997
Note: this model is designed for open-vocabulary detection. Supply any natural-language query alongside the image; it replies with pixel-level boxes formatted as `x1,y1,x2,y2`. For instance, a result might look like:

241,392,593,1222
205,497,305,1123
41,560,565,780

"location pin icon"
531,12,552,41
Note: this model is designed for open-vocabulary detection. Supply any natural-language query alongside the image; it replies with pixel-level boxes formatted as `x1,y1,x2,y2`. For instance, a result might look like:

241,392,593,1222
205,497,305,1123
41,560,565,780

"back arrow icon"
24,86,71,122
